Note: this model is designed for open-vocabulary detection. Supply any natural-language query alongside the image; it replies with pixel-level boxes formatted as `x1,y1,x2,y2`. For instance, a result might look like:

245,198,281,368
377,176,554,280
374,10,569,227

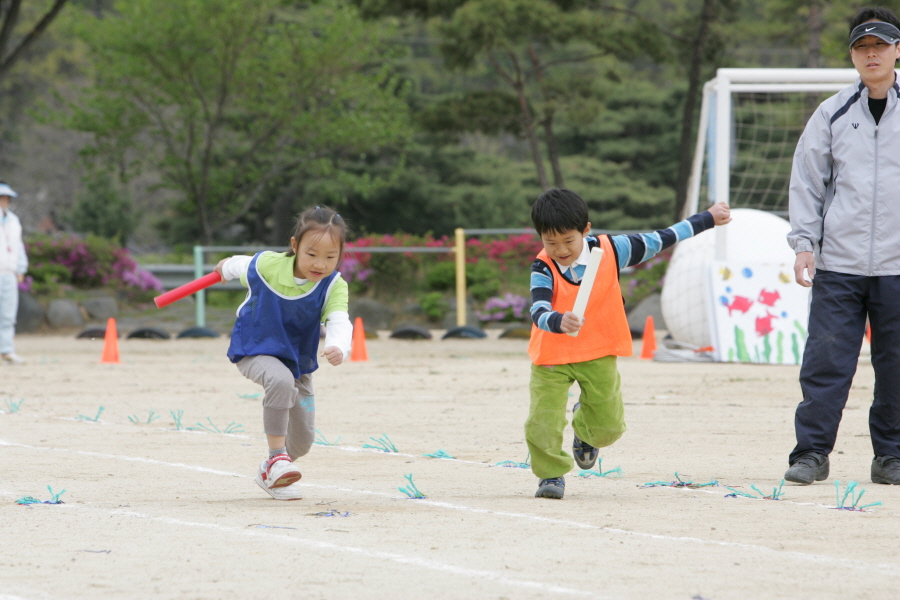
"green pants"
525,356,626,479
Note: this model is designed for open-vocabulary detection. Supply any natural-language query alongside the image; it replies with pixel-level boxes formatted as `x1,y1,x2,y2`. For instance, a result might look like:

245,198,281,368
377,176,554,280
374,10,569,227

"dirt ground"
1,330,898,600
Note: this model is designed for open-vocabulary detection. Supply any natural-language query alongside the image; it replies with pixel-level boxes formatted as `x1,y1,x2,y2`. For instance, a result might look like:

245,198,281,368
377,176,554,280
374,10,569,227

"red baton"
153,272,223,308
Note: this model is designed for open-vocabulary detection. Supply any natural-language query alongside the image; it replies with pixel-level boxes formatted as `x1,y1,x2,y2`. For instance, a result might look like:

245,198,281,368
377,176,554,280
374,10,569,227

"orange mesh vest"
527,235,633,365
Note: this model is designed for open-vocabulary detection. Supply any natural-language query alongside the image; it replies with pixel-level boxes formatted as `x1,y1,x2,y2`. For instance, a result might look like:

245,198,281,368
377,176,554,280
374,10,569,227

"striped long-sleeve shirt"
530,211,715,333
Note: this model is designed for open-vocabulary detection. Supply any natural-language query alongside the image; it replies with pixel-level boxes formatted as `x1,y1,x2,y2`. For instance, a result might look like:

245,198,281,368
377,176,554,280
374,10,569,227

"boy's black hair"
531,188,589,236
850,7,900,31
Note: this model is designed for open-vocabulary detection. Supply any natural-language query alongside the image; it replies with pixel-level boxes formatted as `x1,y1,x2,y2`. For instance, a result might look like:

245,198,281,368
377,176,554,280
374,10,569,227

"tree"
671,0,733,220
62,0,411,243
0,0,69,82
70,172,135,243
356,0,664,191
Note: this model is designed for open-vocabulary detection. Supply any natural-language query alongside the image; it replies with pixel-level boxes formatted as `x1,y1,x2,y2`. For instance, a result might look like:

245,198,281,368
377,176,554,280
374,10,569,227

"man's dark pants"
790,270,900,464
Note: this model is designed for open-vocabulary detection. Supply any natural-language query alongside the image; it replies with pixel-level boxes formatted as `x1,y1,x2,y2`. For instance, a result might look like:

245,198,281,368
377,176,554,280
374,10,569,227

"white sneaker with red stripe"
256,454,302,490
256,478,303,501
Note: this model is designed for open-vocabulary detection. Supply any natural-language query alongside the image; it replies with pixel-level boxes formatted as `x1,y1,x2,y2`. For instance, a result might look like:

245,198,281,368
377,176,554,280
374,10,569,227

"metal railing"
149,227,638,328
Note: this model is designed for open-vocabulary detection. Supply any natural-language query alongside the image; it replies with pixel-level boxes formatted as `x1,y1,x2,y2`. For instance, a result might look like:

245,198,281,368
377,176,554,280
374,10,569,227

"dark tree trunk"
673,0,717,220
0,0,69,81
543,111,565,188
514,81,550,190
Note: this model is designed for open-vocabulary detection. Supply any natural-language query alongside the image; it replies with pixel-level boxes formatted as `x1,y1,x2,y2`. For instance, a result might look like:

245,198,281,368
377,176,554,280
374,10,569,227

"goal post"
684,68,859,222
663,68,859,362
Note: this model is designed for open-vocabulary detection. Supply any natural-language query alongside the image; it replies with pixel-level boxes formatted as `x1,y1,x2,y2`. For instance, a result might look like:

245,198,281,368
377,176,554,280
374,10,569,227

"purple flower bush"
17,275,33,293
476,293,530,324
339,254,374,284
25,234,162,299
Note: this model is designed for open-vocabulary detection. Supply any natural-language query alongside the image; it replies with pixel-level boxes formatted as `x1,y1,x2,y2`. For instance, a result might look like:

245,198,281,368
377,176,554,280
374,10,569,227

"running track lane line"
2,438,898,576
0,490,604,599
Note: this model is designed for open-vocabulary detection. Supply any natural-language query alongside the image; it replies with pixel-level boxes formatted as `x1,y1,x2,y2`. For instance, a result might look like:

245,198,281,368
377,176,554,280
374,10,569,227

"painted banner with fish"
708,262,811,364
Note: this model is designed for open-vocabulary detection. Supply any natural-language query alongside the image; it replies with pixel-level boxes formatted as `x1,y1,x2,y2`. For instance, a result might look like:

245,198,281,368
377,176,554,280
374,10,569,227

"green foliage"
562,155,674,230
417,90,524,138
60,0,411,243
425,262,456,291
418,291,450,322
424,259,501,299
338,142,534,236
27,263,72,296
70,174,135,243
467,261,501,300
205,289,248,309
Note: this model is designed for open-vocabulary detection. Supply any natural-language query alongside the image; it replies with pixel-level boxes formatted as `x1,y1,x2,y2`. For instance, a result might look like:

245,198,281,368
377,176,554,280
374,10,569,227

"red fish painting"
756,312,778,336
758,289,781,307
722,295,754,316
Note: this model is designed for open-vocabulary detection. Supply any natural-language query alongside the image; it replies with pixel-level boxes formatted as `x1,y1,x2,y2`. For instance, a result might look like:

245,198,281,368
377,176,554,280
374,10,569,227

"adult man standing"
0,181,28,365
786,7,900,485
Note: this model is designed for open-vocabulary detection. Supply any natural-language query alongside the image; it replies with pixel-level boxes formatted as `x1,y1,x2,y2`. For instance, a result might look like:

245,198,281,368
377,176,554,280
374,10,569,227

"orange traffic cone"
350,317,368,362
640,315,657,360
866,323,872,345
101,318,120,364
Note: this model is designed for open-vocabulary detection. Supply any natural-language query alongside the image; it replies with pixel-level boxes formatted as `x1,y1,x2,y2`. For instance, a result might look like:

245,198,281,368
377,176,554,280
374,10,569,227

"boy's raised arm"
610,202,730,270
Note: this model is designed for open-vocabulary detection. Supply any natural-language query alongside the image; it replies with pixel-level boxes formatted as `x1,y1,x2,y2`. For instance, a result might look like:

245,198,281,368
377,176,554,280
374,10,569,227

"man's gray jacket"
788,76,900,276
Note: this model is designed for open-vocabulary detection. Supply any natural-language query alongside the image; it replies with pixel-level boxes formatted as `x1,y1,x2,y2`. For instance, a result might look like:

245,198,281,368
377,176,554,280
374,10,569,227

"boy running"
526,188,731,499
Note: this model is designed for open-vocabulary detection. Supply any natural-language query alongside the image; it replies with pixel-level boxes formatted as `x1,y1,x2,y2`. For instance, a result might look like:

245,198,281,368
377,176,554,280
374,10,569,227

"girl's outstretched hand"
322,346,344,366
709,202,732,225
214,258,229,283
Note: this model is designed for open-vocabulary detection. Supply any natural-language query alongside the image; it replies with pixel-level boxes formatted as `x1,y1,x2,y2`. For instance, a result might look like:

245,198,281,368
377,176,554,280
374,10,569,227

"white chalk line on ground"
1,486,604,599
3,438,898,576
51,415,859,510
89,417,882,513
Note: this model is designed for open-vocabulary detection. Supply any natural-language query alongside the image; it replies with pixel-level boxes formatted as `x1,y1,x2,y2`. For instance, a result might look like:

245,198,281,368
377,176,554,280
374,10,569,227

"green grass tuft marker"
641,472,718,488
313,429,342,446
128,409,161,425
363,434,398,453
170,409,185,430
423,449,455,459
2,398,24,413
398,473,426,499
833,480,882,511
77,407,105,422
577,458,622,478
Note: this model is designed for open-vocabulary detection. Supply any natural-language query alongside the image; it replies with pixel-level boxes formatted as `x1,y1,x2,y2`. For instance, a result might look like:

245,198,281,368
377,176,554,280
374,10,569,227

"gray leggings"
236,355,315,461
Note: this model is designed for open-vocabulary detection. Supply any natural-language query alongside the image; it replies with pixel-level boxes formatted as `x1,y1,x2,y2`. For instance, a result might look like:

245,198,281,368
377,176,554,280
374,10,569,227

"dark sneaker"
871,455,900,485
535,476,565,499
572,402,598,470
784,452,829,484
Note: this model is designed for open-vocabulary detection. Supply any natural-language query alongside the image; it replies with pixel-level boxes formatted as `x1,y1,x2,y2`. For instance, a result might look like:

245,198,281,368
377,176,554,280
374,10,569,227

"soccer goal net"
662,69,859,359
683,68,859,218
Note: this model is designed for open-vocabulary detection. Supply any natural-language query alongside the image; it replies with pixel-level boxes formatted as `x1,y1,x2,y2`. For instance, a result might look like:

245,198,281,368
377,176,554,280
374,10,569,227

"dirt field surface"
1,332,898,600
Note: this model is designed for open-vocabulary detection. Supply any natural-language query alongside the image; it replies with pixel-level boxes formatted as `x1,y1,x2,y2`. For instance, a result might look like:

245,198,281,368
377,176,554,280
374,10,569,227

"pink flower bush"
25,234,162,295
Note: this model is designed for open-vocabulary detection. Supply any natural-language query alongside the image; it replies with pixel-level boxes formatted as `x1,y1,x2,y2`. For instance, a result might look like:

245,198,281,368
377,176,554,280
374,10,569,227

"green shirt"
239,251,349,320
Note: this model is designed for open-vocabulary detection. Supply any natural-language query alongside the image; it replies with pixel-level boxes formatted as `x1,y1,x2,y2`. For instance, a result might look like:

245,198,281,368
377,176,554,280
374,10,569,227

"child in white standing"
0,181,28,366
215,206,352,500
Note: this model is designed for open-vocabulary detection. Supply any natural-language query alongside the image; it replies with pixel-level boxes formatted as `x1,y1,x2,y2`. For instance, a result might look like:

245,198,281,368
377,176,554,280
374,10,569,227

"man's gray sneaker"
784,452,829,484
572,402,598,470
871,455,900,485
535,476,565,499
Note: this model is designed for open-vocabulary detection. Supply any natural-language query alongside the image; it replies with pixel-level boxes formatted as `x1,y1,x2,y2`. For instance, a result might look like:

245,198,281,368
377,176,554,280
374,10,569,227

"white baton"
567,247,603,337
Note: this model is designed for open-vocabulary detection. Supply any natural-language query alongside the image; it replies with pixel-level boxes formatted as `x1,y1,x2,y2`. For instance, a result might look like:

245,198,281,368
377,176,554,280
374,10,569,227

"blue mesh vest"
227,252,338,378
